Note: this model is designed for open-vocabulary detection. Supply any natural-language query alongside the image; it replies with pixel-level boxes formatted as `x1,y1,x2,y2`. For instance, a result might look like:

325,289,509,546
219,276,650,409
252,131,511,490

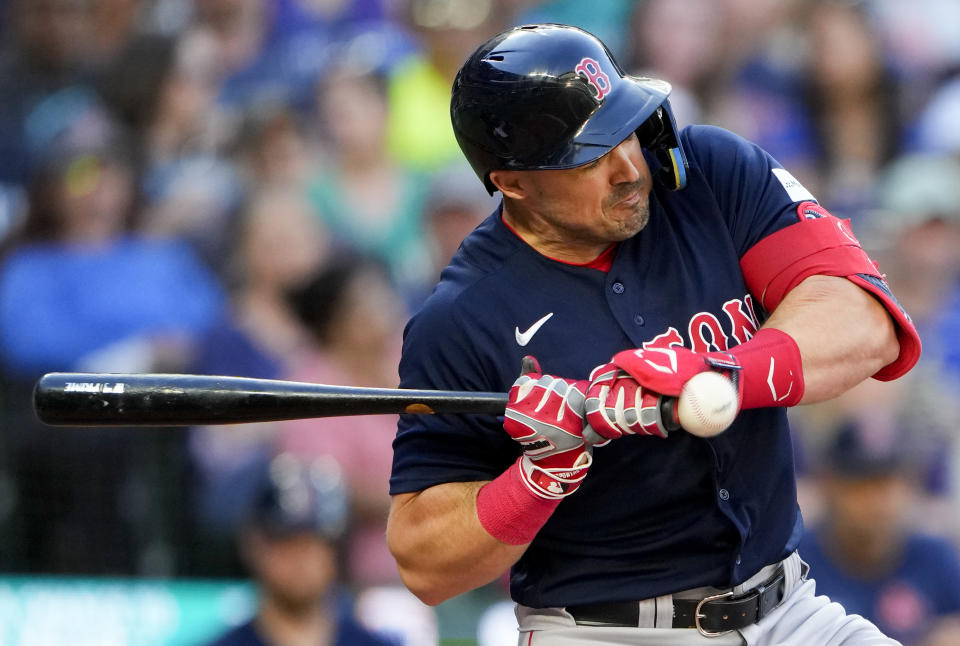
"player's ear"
489,170,528,200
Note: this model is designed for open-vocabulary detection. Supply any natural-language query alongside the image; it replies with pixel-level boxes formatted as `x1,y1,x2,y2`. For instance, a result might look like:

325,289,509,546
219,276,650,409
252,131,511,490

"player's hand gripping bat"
32,372,683,431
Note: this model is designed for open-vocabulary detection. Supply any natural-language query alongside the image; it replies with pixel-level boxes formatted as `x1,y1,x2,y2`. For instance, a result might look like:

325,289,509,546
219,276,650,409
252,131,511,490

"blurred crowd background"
1,0,960,644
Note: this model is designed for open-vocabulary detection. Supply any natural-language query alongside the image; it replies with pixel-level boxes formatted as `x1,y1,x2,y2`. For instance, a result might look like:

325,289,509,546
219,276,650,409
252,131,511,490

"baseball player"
387,24,921,645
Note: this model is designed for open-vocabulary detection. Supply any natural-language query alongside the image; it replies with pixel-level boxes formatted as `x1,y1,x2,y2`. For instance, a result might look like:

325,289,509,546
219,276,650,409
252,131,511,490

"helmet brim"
527,77,673,170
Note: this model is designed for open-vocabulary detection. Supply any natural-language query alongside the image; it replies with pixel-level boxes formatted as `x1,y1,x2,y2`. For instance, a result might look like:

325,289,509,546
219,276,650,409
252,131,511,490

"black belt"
566,564,790,636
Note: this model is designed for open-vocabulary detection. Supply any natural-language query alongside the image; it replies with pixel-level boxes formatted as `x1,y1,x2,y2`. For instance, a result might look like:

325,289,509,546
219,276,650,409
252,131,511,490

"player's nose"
606,135,643,185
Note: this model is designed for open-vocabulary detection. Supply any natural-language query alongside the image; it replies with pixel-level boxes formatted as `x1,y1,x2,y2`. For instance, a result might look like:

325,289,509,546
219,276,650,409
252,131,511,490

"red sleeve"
740,202,921,381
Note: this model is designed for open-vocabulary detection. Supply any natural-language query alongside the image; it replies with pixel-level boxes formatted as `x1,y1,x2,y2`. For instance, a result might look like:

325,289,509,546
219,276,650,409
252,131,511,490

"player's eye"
581,158,602,171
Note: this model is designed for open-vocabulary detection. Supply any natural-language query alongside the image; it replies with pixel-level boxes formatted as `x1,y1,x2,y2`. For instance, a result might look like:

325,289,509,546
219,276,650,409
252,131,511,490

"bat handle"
659,396,682,433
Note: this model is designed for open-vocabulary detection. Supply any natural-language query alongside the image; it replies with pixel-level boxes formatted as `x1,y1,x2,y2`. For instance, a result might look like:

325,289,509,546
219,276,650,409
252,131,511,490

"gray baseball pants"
515,552,899,645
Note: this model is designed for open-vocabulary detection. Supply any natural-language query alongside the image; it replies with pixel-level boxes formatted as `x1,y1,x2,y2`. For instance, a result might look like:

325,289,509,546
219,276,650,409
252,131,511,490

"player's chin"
604,204,649,240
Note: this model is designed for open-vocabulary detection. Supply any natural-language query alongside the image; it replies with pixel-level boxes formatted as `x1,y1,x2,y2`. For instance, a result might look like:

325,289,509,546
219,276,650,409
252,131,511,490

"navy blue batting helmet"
250,453,349,541
451,23,688,194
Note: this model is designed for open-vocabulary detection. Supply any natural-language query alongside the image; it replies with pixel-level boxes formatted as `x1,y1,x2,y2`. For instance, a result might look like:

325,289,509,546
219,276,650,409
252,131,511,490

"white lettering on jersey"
688,311,729,353
643,295,761,354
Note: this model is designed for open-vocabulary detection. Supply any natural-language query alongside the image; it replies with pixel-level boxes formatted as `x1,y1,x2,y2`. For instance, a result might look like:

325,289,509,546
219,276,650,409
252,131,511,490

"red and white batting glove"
476,356,595,545
583,362,672,441
610,328,804,410
503,356,593,499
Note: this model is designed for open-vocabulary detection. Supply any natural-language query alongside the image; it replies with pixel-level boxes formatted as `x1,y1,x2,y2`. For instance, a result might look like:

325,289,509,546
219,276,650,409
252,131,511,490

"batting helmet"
451,23,689,194
249,453,349,541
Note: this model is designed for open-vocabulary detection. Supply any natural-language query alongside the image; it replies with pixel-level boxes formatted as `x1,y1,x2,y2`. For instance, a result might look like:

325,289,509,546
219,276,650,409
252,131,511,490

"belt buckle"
694,590,734,638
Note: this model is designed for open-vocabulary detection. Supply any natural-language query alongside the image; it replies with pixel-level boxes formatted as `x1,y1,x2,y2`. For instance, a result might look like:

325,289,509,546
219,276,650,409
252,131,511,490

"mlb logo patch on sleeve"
771,168,816,202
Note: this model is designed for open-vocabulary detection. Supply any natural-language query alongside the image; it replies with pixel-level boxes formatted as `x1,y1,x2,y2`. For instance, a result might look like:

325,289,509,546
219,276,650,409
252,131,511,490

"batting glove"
584,362,673,441
503,356,593,499
607,346,741,402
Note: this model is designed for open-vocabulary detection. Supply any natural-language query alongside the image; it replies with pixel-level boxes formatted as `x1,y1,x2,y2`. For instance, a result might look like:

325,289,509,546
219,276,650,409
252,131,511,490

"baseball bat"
33,373,510,427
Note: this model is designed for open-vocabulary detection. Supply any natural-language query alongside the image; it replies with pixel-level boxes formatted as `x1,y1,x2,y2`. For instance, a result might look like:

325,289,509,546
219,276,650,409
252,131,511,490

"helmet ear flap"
635,105,688,191
655,146,688,191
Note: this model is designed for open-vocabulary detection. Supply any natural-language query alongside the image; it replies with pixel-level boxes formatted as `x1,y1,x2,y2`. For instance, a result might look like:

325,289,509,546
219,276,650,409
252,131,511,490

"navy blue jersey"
391,125,812,607
801,529,960,645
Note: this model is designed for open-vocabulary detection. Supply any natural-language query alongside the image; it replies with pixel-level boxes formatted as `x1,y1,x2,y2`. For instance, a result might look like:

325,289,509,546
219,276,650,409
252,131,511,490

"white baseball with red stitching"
677,371,739,437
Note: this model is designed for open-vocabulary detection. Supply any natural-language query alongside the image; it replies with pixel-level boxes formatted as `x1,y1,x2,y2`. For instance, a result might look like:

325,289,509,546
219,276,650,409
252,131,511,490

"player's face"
491,134,652,262
247,530,337,613
824,474,911,544
518,133,653,246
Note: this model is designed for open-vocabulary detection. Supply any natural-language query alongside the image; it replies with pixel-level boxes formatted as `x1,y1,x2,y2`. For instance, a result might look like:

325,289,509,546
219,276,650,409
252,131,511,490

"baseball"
677,372,739,437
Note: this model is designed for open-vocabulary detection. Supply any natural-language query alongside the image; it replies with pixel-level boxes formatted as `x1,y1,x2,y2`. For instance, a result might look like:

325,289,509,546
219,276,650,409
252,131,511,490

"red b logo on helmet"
575,57,611,101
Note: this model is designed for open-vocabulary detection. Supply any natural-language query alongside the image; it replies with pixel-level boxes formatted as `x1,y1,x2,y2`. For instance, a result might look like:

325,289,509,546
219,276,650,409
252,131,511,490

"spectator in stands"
710,0,904,218
385,0,502,170
279,261,439,644
0,107,227,574
96,33,180,166
87,0,147,69
513,0,634,60
866,154,960,383
0,109,225,379
405,162,498,309
223,187,330,364
868,0,960,110
310,66,430,296
138,28,242,267
234,100,314,190
800,418,960,646
279,254,405,587
206,452,393,646
625,0,727,126
187,187,331,564
799,0,904,216
705,0,819,190
0,0,99,184
192,0,328,112
141,28,231,168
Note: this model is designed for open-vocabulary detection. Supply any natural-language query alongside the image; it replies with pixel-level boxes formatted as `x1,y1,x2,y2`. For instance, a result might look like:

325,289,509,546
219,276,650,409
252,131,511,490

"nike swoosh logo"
515,312,554,346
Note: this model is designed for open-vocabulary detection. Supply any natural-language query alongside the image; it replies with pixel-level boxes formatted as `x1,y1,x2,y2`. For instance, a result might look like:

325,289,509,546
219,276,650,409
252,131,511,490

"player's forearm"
387,482,527,605
762,275,899,404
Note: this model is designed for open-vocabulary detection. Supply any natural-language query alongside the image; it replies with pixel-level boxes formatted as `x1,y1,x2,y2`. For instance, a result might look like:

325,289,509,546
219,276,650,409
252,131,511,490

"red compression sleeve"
723,327,804,408
740,212,873,312
476,458,560,545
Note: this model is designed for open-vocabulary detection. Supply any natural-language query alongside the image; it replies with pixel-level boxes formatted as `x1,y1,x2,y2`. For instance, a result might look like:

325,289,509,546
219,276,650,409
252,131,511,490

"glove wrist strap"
520,452,592,499
724,327,804,409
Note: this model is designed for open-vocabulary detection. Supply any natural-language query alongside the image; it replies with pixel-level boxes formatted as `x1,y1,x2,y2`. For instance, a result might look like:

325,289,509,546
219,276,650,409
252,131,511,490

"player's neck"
501,202,611,264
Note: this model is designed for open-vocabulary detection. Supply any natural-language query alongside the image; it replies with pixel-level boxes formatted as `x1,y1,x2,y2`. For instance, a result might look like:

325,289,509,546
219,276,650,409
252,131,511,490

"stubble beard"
603,181,650,241
608,200,649,240
549,190,650,246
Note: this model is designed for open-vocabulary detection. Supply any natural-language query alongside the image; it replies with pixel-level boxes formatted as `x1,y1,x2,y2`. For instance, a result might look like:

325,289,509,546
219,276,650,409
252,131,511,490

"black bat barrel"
33,373,509,426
